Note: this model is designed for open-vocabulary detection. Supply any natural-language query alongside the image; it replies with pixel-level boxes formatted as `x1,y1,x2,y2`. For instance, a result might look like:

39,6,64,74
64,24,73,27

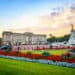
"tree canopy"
47,34,70,43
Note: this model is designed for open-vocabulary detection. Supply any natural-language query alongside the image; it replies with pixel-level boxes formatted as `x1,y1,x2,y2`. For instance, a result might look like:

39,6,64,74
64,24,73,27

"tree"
42,52,50,57
47,36,57,43
0,38,2,46
47,34,70,43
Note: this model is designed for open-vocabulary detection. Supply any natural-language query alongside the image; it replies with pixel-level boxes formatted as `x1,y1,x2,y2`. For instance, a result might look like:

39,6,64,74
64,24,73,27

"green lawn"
20,49,68,55
0,58,75,75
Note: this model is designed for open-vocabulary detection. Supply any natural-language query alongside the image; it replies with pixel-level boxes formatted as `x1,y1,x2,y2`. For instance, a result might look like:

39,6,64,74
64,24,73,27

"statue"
71,24,74,32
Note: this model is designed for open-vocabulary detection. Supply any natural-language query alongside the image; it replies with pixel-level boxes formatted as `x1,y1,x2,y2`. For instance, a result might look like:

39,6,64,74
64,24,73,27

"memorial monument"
68,24,75,45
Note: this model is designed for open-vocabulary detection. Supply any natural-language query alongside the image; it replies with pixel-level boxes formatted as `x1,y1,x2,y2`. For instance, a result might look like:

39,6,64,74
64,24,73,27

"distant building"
2,31,47,45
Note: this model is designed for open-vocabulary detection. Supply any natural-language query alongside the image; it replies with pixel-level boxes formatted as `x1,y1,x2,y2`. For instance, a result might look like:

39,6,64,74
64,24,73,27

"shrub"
42,52,50,57
69,49,75,53
26,51,32,55
71,54,75,58
25,51,32,59
61,54,66,61
62,52,71,60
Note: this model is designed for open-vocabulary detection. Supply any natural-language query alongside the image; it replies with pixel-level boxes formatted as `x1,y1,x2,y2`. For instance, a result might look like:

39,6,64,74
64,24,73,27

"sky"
0,0,75,37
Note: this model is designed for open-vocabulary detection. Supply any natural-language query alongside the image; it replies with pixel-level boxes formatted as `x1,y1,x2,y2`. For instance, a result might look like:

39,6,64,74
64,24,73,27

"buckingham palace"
2,31,47,45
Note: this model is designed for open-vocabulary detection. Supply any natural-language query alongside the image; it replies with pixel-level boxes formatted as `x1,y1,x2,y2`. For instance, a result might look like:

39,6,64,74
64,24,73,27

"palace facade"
2,31,47,45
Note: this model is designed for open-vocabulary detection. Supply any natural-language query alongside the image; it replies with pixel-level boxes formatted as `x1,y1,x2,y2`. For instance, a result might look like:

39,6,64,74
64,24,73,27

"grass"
0,58,75,75
20,49,68,55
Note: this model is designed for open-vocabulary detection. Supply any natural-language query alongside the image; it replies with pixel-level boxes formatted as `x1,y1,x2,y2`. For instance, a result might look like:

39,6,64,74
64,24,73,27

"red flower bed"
31,54,41,59
25,55,32,59
62,52,75,63
65,58,75,63
0,50,5,55
7,51,27,57
0,50,75,63
18,53,27,57
7,51,17,56
0,50,7,56
44,55,62,61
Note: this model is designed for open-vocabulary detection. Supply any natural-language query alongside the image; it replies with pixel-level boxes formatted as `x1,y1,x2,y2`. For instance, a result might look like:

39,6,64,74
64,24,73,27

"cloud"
39,7,75,36
0,6,75,37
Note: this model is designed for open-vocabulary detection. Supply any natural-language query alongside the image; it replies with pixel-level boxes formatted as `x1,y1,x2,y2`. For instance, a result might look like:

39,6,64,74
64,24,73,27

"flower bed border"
0,55,75,68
